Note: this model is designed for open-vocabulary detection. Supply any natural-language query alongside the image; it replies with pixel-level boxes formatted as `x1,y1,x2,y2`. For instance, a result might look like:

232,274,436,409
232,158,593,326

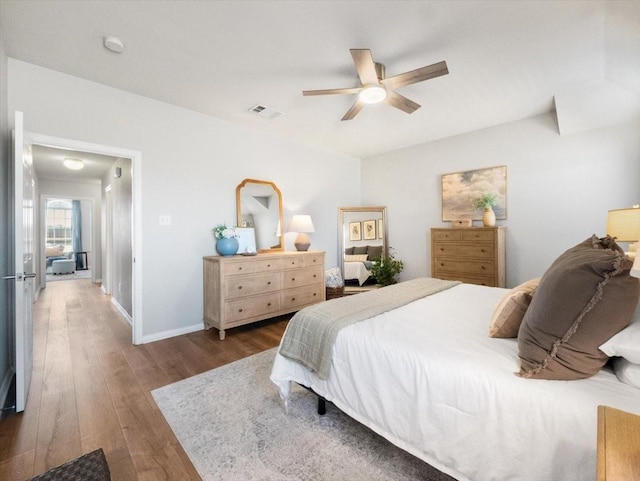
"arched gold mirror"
338,206,387,287
236,179,284,252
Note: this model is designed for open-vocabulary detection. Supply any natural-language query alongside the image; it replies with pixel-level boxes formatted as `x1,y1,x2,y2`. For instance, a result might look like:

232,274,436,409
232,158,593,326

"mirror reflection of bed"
338,206,387,294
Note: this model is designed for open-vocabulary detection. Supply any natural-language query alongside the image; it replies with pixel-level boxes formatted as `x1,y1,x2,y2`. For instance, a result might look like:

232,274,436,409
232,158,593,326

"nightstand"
597,405,640,481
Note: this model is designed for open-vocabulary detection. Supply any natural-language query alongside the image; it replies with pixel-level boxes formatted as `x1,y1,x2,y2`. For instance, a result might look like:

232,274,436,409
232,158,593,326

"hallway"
0,279,287,480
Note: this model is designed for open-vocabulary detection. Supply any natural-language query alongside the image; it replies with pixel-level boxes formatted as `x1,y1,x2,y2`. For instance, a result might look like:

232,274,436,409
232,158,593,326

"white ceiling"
30,145,117,183
2,1,639,160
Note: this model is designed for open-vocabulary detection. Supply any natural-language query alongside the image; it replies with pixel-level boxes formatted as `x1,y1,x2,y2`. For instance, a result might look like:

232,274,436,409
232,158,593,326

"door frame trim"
26,132,143,345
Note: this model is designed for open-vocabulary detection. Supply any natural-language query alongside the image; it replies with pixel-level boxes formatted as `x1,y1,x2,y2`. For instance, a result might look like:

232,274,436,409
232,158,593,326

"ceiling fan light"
359,85,387,104
63,158,84,170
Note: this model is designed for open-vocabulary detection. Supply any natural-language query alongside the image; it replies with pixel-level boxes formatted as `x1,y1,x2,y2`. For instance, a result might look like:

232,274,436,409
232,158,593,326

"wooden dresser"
597,405,640,481
203,251,325,340
431,227,506,287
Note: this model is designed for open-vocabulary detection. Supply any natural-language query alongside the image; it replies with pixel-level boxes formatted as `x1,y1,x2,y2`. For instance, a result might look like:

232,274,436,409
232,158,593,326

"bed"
343,259,372,286
271,238,640,481
343,245,383,286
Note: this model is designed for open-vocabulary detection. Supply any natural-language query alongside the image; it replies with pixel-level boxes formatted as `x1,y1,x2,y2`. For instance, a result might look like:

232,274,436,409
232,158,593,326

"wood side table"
597,405,640,481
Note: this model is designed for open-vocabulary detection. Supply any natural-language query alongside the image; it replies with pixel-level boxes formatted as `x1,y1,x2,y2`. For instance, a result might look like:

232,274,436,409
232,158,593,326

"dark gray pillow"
367,245,383,261
517,235,640,380
353,246,368,255
344,247,354,255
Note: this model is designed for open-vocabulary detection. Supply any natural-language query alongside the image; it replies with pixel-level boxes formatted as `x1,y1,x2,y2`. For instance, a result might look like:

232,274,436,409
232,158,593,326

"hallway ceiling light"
63,158,84,170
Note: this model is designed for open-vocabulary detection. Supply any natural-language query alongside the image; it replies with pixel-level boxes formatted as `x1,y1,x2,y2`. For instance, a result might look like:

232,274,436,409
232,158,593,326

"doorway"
42,197,93,284
27,132,142,344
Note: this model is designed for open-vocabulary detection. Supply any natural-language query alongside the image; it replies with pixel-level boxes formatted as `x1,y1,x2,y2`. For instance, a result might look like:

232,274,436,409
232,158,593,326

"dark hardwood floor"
0,279,289,480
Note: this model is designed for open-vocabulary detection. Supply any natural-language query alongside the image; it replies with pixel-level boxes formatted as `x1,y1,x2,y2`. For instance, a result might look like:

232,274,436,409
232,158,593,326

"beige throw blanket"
279,277,460,379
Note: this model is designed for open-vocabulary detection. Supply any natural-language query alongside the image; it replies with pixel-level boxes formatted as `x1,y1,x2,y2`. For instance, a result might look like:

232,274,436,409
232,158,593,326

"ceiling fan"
303,49,449,121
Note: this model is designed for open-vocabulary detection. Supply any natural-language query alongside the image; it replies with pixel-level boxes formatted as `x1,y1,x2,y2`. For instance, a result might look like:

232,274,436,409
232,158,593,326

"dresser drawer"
222,259,255,276
434,259,495,276
224,272,281,299
461,230,496,241
432,230,462,241
282,265,323,289
438,274,495,287
254,257,282,272
224,292,281,323
433,242,495,259
282,256,305,269
303,253,324,267
281,284,324,310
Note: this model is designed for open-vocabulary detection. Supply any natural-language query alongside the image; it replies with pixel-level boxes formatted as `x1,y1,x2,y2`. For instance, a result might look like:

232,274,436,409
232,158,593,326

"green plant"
471,192,498,210
212,223,238,239
370,248,404,286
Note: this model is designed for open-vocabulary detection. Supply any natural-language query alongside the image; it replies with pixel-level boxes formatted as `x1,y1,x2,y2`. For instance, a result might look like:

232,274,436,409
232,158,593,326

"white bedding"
343,260,371,286
270,283,640,481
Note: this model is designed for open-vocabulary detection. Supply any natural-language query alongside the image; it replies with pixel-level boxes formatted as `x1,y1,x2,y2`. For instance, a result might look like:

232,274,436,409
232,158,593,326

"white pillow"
599,304,640,363
344,254,368,262
611,357,640,389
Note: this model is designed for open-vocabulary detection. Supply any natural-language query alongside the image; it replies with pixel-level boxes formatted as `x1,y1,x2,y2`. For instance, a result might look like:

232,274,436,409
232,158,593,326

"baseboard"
110,297,132,326
141,322,204,344
0,367,15,411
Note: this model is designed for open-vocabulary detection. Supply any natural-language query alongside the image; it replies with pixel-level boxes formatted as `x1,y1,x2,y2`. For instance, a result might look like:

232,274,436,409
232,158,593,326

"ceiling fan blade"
350,49,379,85
341,100,365,121
381,61,448,90
302,87,362,96
384,91,421,114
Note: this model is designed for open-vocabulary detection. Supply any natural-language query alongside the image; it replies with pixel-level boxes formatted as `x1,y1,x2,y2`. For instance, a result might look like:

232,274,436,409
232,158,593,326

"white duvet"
271,283,640,481
343,261,371,286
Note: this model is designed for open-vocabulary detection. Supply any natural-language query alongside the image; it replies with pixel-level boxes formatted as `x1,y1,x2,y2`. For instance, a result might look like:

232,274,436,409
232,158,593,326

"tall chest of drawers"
431,227,506,287
203,251,325,340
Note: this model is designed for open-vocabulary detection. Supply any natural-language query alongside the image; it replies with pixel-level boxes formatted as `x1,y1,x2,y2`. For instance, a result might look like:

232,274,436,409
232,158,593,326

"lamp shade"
289,214,315,233
606,207,640,242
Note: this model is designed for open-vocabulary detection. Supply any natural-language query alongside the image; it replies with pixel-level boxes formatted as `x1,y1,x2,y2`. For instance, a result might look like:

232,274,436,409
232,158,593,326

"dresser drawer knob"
238,286,243,290
267,281,271,285
313,274,317,278
238,308,243,312
481,266,486,270
291,277,296,281
238,267,243,271
481,249,486,253
267,302,271,307
267,264,271,267
313,293,317,296
291,297,296,301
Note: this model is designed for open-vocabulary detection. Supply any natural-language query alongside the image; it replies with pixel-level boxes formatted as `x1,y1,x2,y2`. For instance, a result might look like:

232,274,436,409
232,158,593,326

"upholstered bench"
52,258,75,275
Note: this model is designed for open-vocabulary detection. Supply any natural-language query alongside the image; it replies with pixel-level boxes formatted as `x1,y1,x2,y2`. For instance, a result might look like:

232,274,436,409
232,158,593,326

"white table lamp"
607,206,640,257
289,214,315,251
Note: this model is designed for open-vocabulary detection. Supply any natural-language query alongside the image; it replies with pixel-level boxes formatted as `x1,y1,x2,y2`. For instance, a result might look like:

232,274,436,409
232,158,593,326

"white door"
12,111,35,412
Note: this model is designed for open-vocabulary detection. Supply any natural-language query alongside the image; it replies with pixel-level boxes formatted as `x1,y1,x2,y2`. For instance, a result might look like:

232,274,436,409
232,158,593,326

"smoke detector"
104,36,125,53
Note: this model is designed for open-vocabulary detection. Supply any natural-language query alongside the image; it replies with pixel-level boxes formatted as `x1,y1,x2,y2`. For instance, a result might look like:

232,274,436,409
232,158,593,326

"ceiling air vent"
248,104,283,120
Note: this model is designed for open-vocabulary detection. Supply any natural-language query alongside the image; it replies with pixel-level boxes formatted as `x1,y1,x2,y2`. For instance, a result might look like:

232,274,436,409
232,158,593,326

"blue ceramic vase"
216,237,239,256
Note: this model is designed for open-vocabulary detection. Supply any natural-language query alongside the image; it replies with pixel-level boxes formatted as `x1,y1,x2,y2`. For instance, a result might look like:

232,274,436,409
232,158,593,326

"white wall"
362,113,640,287
8,59,361,342
38,180,102,286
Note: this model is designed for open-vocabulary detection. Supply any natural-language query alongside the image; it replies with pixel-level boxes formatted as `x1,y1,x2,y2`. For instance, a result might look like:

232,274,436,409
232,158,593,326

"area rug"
151,348,455,481
46,268,92,283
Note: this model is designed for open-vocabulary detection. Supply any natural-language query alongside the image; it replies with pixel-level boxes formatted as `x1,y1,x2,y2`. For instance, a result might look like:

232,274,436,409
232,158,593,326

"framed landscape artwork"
349,222,362,241
441,166,507,221
363,220,376,240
